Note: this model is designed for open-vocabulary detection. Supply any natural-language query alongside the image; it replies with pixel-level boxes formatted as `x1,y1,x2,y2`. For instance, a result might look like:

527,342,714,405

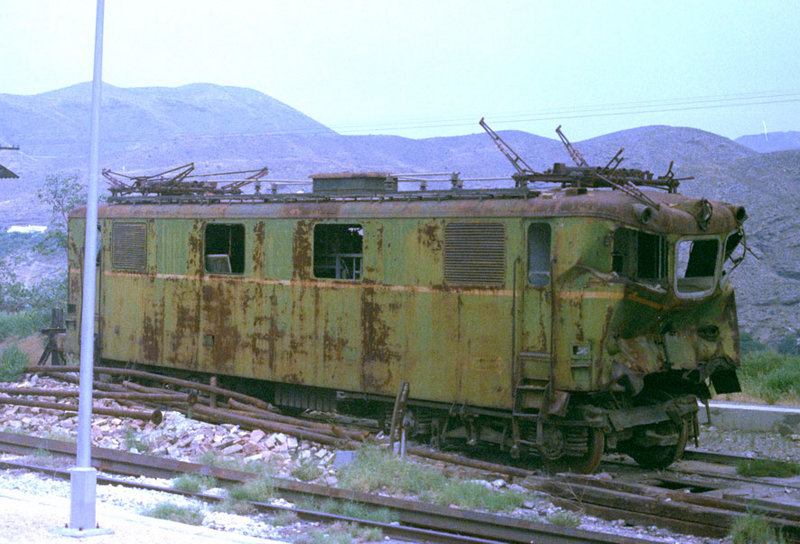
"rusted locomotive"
65,127,747,473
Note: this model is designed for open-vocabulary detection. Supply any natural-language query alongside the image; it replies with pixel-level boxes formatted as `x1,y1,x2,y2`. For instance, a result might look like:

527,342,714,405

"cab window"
675,236,720,297
613,227,668,285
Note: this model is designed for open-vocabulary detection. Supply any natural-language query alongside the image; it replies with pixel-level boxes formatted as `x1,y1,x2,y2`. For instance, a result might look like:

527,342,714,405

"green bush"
0,310,49,342
0,345,28,382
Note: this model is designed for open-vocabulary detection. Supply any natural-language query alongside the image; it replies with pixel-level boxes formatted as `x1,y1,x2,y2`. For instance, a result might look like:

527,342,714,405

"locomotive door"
514,221,554,411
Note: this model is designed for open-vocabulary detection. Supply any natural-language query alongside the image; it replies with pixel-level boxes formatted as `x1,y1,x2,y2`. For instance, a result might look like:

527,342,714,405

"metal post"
69,0,105,533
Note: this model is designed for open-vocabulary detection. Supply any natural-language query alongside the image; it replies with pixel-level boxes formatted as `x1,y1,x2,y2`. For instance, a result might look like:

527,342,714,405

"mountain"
0,83,798,342
0,82,334,171
735,131,800,153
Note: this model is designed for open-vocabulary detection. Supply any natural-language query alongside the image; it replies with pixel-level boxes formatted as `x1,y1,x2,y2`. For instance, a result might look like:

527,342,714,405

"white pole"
70,0,104,531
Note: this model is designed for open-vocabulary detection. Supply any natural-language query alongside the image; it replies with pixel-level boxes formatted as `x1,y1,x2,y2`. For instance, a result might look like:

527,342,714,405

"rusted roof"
71,187,745,236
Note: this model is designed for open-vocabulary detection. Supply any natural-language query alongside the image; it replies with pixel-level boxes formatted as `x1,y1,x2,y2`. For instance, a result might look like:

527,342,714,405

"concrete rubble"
0,374,340,486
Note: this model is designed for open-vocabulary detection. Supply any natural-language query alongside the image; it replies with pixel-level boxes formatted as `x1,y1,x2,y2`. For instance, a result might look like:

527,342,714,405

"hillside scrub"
736,351,800,405
0,345,28,382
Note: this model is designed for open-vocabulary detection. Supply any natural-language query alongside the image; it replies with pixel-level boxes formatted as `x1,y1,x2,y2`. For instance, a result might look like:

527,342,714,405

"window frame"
203,223,246,275
312,223,364,281
527,222,551,287
612,226,669,289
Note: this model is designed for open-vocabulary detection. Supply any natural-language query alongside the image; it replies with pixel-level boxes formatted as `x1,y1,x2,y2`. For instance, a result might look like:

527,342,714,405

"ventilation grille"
444,222,506,285
112,222,147,272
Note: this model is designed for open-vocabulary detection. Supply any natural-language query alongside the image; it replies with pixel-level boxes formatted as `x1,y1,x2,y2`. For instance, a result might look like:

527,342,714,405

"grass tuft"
736,459,800,478
338,444,532,512
293,521,382,544
172,473,218,493
122,427,151,454
729,511,786,544
297,497,398,524
292,457,324,482
546,511,582,528
143,502,204,525
216,473,276,516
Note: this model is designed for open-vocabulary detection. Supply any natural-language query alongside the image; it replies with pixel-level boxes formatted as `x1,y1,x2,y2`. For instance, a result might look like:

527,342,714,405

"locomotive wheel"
541,426,604,474
626,416,690,470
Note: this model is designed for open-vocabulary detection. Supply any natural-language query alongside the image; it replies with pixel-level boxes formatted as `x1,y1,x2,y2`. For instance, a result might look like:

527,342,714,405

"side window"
613,227,668,284
313,224,363,280
527,223,551,286
111,222,147,272
444,222,506,286
205,224,245,274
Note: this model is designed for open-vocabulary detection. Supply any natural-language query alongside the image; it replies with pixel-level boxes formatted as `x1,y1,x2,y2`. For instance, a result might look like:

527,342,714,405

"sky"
2,0,800,141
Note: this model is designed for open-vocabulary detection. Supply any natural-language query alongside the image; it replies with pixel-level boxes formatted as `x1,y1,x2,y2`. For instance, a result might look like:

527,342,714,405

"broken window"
313,224,363,280
204,224,245,274
612,227,668,286
675,236,720,297
527,223,551,287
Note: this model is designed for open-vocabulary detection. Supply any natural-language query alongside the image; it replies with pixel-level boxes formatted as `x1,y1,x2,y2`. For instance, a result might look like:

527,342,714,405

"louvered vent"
444,222,506,285
112,222,147,272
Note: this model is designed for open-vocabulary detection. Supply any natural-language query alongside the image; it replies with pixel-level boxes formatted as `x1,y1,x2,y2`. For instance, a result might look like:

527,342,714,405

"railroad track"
520,470,800,542
0,431,659,544
12,368,800,542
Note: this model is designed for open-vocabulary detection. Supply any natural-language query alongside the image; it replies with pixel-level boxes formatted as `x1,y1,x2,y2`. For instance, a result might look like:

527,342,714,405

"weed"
267,510,299,527
296,498,398,524
215,474,275,515
424,479,529,512
43,430,75,442
197,450,261,473
546,511,582,528
292,457,323,482
228,474,274,502
172,473,217,493
729,511,786,544
143,502,204,526
338,443,446,495
0,345,28,382
736,459,800,478
122,427,151,453
293,522,382,544
338,444,535,512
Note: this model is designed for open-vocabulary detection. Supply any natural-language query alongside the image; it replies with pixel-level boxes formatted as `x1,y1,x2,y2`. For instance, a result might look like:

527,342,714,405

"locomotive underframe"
107,358,701,472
